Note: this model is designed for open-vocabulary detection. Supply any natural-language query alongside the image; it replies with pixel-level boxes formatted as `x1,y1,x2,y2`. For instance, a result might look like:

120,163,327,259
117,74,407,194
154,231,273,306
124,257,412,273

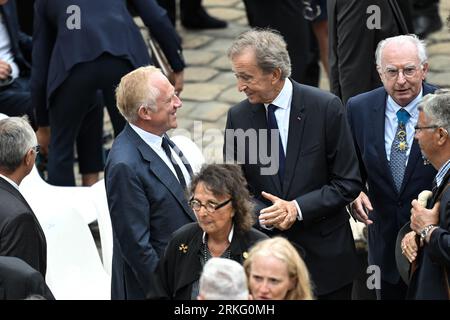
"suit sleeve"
132,0,185,72
1,213,44,274
295,96,362,221
31,0,55,127
106,162,160,295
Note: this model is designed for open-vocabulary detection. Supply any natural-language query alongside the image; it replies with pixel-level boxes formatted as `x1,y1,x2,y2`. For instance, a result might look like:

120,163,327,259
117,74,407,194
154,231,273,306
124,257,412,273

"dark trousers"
0,77,35,129
47,54,132,186
318,283,353,300
156,0,203,25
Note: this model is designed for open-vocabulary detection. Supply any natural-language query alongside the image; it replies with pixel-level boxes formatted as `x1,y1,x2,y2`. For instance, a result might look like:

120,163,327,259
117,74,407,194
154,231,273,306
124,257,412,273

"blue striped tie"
389,109,411,192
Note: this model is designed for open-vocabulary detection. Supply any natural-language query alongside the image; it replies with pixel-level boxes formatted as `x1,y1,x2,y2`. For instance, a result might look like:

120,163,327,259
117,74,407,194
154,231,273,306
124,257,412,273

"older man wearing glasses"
346,34,437,299
0,117,47,278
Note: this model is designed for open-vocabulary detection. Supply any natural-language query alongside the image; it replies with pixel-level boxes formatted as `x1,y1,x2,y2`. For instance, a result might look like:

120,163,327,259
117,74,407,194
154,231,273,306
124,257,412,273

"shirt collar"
436,159,450,188
387,88,423,118
0,173,19,190
202,224,234,245
264,78,293,109
129,123,163,149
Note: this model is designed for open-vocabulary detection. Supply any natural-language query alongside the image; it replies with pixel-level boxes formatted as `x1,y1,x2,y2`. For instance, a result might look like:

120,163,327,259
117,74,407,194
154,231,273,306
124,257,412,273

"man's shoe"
182,7,227,30
413,3,443,38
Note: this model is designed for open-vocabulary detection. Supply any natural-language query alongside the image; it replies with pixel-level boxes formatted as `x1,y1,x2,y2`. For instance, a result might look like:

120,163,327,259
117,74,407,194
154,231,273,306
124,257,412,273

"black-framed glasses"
384,65,421,79
32,145,40,154
189,198,232,213
414,125,439,133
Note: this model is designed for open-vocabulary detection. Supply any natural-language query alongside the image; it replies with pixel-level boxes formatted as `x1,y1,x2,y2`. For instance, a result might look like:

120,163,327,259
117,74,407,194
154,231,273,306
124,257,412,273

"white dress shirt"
385,89,423,163
261,79,304,221
129,124,191,187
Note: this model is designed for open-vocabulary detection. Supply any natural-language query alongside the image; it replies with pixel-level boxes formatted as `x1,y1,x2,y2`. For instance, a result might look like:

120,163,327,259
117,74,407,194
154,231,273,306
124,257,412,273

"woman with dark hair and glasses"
156,164,267,300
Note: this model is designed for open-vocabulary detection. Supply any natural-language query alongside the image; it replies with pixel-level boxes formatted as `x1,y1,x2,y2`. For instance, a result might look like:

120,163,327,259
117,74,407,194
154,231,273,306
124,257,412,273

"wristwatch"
419,224,437,241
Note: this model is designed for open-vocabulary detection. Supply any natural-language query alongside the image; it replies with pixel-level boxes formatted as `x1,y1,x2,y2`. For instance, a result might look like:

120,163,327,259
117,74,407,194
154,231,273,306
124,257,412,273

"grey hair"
199,257,248,300
375,34,428,67
0,117,37,173
418,89,450,133
227,28,291,79
115,66,161,123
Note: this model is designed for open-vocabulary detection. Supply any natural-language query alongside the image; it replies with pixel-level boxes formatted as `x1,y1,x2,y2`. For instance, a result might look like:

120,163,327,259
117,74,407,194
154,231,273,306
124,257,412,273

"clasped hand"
259,191,298,231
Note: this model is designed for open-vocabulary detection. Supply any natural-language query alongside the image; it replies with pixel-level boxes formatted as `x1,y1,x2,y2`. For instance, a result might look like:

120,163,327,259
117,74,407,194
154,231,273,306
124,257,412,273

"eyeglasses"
189,198,232,213
32,145,40,154
303,0,321,20
384,66,421,79
414,125,439,133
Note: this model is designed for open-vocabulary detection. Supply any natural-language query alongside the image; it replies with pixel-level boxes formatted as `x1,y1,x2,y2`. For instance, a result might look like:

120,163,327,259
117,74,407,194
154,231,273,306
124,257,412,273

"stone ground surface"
83,1,449,248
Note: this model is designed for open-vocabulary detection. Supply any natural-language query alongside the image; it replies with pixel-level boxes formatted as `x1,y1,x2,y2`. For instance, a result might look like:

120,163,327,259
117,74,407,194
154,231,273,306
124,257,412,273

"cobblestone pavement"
80,1,450,181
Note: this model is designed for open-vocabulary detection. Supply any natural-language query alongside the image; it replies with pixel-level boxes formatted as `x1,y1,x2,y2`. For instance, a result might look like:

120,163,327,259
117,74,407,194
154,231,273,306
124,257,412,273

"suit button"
397,202,402,207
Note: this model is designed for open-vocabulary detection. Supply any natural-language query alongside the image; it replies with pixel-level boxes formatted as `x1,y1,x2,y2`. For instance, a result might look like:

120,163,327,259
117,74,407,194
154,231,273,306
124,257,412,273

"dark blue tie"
389,108,411,192
267,104,286,182
162,137,187,189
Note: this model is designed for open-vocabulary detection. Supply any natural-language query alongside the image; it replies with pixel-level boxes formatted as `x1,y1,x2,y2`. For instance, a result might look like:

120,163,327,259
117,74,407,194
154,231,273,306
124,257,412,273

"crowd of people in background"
0,0,449,301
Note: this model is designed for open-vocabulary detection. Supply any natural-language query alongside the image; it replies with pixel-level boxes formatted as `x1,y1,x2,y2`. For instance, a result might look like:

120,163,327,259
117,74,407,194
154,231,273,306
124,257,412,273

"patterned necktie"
389,108,411,192
161,137,187,189
267,104,286,182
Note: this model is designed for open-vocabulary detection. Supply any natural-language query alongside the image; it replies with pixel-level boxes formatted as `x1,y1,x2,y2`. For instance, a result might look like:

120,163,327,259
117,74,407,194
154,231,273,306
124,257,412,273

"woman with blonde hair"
244,237,314,300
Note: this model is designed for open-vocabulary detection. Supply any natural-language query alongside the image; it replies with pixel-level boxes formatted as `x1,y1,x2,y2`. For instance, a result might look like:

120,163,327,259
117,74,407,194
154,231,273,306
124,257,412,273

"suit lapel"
125,126,196,222
372,92,397,192
399,140,421,195
283,83,306,196
251,103,282,195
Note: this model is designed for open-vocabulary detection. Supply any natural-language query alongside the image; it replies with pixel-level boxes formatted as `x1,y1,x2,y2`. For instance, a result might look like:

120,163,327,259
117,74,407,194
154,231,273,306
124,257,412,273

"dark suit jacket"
0,0,32,76
0,256,54,300
347,83,437,284
328,0,410,104
0,177,47,277
224,80,362,295
31,0,184,124
407,170,450,299
157,222,268,300
105,124,196,300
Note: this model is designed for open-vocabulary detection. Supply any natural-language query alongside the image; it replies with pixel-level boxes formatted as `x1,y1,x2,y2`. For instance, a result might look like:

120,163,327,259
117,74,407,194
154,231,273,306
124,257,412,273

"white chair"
90,179,113,278
42,209,110,300
20,166,98,225
171,135,205,174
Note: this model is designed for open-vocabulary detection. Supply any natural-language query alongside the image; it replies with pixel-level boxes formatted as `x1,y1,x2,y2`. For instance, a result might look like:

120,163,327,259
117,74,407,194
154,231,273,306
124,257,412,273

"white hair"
199,258,248,300
375,34,428,67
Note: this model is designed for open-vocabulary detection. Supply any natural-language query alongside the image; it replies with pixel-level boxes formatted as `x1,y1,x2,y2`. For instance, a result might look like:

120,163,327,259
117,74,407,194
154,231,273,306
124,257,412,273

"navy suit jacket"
32,0,184,124
105,124,196,300
347,83,437,284
224,80,362,295
0,0,32,76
